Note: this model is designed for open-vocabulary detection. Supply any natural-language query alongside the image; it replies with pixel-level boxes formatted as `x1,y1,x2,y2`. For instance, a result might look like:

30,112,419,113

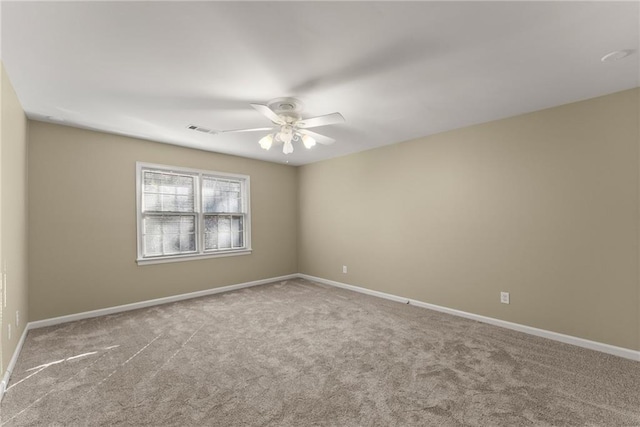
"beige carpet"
1,278,639,426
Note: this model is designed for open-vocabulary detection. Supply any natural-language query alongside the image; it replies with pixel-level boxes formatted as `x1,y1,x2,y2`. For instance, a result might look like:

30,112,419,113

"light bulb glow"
258,134,273,150
283,140,294,154
301,134,316,149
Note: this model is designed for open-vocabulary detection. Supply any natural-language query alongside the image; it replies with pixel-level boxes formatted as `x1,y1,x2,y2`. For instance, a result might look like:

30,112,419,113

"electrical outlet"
16,310,20,327
8,323,11,340
500,292,510,304
342,265,348,274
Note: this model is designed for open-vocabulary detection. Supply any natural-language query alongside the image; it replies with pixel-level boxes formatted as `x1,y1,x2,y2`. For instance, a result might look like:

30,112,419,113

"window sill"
137,249,252,266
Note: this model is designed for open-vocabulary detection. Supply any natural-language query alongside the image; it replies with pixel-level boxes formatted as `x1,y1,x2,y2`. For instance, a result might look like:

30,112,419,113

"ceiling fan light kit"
258,129,316,153
191,97,344,155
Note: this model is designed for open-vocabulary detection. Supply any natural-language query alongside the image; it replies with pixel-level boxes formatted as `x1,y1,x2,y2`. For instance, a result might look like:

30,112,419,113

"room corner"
0,61,29,399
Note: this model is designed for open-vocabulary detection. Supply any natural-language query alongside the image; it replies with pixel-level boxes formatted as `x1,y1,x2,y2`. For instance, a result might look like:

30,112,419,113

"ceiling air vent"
187,124,217,134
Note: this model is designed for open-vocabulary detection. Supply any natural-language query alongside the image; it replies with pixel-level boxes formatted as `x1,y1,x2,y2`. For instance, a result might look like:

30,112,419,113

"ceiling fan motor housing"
268,97,303,122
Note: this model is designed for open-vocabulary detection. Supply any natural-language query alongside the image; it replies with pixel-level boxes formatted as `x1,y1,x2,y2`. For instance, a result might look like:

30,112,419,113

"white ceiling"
1,1,638,166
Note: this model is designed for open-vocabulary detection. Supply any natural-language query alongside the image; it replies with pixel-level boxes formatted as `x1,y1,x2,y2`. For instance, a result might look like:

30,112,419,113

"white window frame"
136,162,252,265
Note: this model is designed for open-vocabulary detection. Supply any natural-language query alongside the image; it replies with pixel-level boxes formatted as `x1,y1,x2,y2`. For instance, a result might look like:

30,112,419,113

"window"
136,162,251,264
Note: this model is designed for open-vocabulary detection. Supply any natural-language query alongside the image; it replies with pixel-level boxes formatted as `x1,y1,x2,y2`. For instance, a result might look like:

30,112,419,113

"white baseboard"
0,274,297,401
29,274,298,329
2,271,637,404
299,274,640,362
0,324,29,402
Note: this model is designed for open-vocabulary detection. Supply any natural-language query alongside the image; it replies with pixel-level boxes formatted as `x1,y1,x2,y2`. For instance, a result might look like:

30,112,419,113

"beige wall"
299,88,640,351
28,122,298,320
15,85,640,353
0,63,29,376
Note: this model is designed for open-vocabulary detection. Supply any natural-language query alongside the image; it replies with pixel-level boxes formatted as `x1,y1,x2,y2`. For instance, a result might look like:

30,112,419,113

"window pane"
180,234,196,252
203,215,244,251
228,182,241,213
176,195,193,212
143,171,195,213
227,195,239,213
204,215,217,233
144,235,162,256
162,217,180,234
204,216,218,250
163,234,181,254
181,216,195,233
232,216,243,248
202,177,242,213
143,215,196,257
217,196,229,213
144,193,160,211
217,216,231,249
144,217,163,235
160,194,176,211
202,182,215,212
204,233,217,250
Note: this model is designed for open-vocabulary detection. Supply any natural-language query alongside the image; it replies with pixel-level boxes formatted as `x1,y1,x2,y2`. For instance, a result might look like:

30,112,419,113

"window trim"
136,162,252,265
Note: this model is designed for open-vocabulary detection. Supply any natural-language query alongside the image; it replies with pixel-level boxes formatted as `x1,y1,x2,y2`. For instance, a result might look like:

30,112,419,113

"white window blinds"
202,177,244,250
137,163,251,264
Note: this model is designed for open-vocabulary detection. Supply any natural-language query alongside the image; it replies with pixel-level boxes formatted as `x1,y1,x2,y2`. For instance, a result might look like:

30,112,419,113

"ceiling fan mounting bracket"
267,97,304,115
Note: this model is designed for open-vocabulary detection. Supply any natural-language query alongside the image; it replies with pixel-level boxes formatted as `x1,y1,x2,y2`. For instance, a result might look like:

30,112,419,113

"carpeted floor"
1,278,639,426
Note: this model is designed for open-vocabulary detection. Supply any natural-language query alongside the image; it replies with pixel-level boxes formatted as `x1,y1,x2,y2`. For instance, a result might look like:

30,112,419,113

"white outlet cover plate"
500,292,510,304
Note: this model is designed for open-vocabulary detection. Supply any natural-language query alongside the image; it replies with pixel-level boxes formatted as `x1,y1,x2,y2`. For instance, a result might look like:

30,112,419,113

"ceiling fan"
189,97,345,154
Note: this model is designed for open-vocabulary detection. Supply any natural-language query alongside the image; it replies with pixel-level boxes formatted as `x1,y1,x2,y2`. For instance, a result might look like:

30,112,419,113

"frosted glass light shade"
301,134,316,149
283,141,294,154
258,134,273,150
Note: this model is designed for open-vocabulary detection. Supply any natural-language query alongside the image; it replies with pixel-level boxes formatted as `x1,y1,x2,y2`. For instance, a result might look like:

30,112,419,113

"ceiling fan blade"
250,103,285,125
297,112,345,129
219,127,275,134
297,129,335,145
